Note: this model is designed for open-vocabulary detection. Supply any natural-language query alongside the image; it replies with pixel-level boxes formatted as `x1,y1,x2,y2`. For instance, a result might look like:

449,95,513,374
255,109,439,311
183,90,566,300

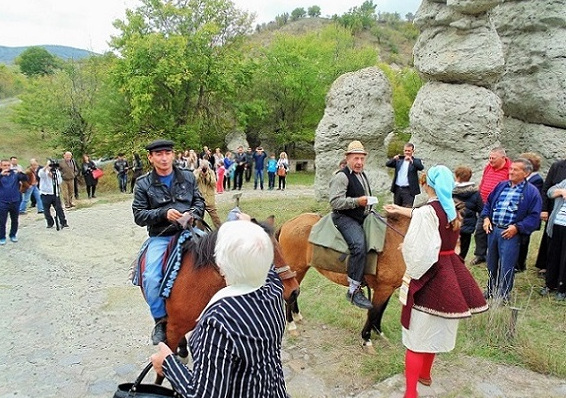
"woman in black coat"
452,166,483,260
81,154,98,199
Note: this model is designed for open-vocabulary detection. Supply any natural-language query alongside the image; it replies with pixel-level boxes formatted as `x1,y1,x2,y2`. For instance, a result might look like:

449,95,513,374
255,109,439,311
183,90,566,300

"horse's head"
252,217,300,306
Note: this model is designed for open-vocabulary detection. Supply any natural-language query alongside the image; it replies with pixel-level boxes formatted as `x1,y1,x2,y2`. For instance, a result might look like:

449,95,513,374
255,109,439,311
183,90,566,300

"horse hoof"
292,312,303,323
288,329,300,337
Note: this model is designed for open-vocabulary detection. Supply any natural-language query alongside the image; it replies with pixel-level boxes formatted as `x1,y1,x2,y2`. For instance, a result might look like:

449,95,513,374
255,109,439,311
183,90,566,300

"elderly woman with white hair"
150,220,289,397
385,165,488,398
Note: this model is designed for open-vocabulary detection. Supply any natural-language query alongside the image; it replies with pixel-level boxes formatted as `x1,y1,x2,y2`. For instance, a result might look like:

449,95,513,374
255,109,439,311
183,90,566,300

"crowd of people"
172,145,290,192
4,138,566,397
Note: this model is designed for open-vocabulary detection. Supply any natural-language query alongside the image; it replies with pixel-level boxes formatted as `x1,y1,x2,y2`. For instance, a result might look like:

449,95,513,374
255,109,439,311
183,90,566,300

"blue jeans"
331,213,366,283
0,200,20,240
254,169,264,189
118,173,128,193
143,236,174,319
268,171,276,189
20,185,44,213
486,226,521,300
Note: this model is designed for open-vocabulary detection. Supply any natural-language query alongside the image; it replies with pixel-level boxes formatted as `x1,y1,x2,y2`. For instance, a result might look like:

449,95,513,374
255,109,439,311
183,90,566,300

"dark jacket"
0,170,27,203
132,167,205,237
385,157,424,196
452,182,483,234
541,160,566,212
481,180,542,236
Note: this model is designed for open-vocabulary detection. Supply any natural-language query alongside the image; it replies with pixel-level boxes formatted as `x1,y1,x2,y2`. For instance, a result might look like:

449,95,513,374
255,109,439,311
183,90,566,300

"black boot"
346,288,373,310
152,317,167,345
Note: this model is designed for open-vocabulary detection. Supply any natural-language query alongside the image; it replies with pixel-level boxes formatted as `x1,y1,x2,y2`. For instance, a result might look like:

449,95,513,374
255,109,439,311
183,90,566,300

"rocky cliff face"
411,0,566,176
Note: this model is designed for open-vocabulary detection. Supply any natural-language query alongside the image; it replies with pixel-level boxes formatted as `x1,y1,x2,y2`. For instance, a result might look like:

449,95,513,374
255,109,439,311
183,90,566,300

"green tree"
378,63,422,130
334,0,377,33
307,5,321,18
110,0,254,149
15,47,58,77
290,8,307,22
0,64,26,99
239,24,377,154
13,56,117,156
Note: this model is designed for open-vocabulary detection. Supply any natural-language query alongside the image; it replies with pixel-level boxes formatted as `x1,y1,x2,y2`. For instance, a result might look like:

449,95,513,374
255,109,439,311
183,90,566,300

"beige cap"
345,140,367,155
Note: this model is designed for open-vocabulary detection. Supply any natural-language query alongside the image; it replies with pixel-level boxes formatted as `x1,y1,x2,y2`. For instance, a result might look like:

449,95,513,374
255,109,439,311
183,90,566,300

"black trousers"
473,217,488,259
459,232,472,260
41,194,67,228
546,224,566,293
393,186,414,207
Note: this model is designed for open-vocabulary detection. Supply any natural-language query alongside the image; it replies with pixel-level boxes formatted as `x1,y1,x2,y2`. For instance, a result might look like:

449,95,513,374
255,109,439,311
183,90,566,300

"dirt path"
1,185,565,397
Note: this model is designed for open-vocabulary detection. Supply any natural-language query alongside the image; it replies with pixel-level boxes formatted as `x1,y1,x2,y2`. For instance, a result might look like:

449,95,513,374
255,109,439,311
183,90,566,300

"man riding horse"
329,140,375,310
132,139,205,344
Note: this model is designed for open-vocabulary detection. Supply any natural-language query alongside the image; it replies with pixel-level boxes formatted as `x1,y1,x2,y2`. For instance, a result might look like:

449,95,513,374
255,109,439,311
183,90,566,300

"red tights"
404,349,435,398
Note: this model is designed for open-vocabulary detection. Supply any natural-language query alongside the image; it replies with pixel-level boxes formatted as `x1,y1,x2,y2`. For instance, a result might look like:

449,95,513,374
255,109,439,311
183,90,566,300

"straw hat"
345,140,367,155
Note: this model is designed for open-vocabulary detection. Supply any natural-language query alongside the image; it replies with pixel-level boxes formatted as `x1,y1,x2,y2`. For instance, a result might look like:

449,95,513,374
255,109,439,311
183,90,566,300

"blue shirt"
267,158,277,173
492,181,525,227
158,172,174,189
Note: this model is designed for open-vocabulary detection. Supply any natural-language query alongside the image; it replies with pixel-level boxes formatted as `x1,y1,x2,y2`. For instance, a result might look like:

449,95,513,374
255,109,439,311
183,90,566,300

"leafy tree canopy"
15,46,59,77
307,5,321,18
110,0,254,150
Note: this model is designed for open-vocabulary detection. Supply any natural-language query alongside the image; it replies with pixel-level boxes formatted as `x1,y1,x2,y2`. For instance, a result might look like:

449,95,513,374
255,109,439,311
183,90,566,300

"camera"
48,159,60,168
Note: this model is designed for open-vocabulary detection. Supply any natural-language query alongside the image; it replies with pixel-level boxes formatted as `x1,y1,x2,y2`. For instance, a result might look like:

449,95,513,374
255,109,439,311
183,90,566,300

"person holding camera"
132,139,205,345
253,147,267,190
38,160,69,229
193,160,222,228
386,143,424,207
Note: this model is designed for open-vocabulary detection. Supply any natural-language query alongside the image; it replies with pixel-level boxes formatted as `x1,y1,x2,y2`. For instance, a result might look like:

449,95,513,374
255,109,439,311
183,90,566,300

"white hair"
215,220,273,288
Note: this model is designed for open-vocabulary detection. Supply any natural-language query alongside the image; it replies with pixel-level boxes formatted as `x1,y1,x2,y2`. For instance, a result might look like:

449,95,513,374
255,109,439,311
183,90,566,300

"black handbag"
113,363,178,398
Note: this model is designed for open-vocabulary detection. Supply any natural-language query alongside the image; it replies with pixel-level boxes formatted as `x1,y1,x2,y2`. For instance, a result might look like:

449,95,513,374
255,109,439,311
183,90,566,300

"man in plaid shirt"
481,158,542,302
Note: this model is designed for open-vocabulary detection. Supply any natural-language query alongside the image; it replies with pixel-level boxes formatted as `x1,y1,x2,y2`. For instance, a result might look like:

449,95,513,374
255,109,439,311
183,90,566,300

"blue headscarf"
426,165,456,222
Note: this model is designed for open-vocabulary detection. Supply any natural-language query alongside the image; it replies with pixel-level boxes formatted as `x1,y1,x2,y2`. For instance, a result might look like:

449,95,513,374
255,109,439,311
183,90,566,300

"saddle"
308,212,387,275
131,228,207,298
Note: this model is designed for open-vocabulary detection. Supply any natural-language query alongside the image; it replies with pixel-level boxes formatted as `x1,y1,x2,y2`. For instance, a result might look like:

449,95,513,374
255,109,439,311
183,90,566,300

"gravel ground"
1,185,565,397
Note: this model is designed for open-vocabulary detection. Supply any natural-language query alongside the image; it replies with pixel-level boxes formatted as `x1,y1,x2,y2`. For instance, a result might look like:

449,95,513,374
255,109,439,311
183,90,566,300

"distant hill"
0,45,97,64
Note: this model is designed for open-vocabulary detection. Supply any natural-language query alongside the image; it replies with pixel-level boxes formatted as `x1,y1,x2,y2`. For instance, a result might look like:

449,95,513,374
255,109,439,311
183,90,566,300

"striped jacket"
162,269,288,397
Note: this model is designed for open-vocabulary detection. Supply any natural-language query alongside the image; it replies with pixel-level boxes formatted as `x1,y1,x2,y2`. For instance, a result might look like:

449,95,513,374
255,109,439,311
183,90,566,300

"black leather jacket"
132,167,205,237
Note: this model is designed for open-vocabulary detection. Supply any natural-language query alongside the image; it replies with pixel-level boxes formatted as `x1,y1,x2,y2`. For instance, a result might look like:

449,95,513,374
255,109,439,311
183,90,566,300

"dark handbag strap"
130,363,154,392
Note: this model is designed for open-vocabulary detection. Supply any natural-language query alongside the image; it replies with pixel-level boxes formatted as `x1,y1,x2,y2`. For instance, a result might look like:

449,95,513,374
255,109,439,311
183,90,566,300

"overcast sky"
0,0,421,54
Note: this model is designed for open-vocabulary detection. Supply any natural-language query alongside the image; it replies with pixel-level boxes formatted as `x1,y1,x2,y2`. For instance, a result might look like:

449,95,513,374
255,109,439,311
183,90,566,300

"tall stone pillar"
410,0,505,176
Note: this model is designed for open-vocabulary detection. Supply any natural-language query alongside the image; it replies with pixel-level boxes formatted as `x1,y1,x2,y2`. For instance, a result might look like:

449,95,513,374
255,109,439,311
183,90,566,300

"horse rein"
371,211,406,238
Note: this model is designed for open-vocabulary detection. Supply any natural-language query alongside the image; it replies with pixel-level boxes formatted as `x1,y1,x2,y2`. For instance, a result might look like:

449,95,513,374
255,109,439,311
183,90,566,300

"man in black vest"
329,140,374,310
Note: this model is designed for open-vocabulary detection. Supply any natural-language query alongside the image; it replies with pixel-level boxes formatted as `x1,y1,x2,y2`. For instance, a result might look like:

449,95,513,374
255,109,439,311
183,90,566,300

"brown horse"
162,221,300,365
277,212,409,347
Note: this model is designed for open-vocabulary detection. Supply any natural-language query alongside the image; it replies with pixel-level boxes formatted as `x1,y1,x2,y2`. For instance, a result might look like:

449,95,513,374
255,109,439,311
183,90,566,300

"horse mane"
181,220,274,270
182,230,219,270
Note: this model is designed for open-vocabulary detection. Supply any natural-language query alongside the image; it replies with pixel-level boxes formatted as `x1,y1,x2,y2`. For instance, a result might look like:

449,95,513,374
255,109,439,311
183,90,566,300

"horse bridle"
274,265,296,280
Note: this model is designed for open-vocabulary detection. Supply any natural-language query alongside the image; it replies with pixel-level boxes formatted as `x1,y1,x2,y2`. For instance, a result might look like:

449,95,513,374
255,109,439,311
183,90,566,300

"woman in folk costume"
385,165,488,398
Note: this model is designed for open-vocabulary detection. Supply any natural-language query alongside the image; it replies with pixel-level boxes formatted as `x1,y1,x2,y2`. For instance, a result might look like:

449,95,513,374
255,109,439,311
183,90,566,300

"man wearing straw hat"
328,140,374,309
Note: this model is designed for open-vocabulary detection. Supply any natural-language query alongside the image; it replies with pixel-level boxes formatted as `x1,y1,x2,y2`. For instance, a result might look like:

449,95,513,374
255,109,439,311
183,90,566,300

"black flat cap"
145,139,174,152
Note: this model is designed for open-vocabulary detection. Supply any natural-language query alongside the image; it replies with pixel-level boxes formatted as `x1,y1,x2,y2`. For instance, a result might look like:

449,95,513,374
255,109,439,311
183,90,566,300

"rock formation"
410,0,506,177
411,0,566,176
313,67,395,200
